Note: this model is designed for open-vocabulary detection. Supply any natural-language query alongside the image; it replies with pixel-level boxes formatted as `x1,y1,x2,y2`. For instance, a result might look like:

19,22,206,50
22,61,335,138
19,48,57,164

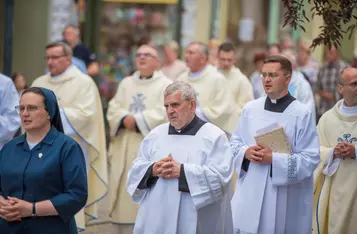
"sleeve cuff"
137,164,159,189
178,164,190,193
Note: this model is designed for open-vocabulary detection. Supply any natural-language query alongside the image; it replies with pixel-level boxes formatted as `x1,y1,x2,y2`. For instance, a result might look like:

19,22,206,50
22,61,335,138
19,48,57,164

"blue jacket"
0,127,88,234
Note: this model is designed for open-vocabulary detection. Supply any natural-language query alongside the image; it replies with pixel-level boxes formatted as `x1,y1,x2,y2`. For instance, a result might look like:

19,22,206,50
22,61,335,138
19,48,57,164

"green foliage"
282,0,357,48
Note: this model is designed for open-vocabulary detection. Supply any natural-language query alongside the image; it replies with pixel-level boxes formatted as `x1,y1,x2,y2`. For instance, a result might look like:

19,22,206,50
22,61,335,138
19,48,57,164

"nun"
0,87,88,234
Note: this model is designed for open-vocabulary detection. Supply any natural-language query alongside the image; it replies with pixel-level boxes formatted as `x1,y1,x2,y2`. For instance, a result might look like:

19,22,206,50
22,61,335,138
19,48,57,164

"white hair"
188,42,209,57
164,40,180,54
164,81,196,101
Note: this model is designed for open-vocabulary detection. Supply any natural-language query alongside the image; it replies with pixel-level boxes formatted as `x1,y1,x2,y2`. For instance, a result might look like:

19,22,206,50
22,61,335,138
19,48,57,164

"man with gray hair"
127,80,234,234
32,41,108,232
177,42,238,135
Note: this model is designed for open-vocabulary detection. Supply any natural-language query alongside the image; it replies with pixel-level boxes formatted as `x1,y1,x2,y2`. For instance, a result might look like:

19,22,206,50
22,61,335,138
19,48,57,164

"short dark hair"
218,42,236,53
21,87,47,109
263,55,292,75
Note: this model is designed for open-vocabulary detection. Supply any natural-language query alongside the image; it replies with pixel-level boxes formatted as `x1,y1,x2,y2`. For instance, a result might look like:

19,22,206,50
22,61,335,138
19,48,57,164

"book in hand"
254,126,292,154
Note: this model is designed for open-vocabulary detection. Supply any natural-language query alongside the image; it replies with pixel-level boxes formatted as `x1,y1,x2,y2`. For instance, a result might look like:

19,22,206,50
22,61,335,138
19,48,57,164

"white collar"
189,65,208,79
339,101,357,116
50,65,74,79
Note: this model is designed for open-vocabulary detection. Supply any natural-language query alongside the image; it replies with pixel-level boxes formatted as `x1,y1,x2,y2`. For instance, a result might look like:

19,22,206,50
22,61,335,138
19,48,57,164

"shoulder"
155,73,172,86
242,97,265,112
200,122,226,137
318,103,337,123
74,43,90,53
286,100,312,119
143,123,170,142
177,72,189,81
118,75,135,88
32,74,48,86
54,132,82,152
0,73,12,85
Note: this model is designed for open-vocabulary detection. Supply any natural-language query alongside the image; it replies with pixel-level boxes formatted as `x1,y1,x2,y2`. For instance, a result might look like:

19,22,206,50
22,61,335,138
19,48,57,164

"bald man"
63,25,99,77
106,45,172,227
313,67,357,234
177,42,238,135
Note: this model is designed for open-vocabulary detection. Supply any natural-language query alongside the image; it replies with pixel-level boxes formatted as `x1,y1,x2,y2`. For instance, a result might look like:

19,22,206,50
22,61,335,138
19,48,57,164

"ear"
337,84,343,96
191,100,197,111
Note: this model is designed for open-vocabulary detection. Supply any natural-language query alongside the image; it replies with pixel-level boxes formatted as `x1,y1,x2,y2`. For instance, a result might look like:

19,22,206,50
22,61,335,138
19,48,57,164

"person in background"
11,72,28,96
177,42,238,136
316,46,347,119
217,42,253,117
161,40,187,80
296,38,319,91
268,44,281,56
208,39,221,67
0,73,21,150
0,87,87,234
63,25,99,77
282,50,316,124
250,51,268,99
106,45,171,232
313,67,357,234
32,41,108,231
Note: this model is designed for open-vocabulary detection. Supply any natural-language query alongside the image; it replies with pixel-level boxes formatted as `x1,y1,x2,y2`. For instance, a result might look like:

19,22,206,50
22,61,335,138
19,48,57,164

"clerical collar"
139,74,153,79
50,65,74,79
264,93,296,113
168,115,206,135
189,65,207,79
340,101,357,116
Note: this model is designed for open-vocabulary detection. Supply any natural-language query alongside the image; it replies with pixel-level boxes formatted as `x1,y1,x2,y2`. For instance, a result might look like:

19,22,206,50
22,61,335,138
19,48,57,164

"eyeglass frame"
260,72,291,79
45,54,68,61
135,52,156,58
15,105,47,114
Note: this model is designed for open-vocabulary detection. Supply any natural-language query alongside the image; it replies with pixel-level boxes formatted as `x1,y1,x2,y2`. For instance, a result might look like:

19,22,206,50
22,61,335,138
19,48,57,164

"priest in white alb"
32,41,108,231
126,81,234,234
177,42,238,135
0,73,21,150
313,67,357,234
106,45,172,227
230,55,320,234
217,42,253,117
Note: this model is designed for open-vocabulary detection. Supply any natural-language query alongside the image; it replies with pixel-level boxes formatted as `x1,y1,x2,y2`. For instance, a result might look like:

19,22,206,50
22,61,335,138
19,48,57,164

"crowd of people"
0,24,356,234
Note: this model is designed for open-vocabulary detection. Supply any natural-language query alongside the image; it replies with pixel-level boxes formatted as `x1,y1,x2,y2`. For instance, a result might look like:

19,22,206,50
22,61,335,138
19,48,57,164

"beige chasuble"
106,71,171,224
32,66,108,231
177,65,239,135
220,67,254,117
313,100,357,234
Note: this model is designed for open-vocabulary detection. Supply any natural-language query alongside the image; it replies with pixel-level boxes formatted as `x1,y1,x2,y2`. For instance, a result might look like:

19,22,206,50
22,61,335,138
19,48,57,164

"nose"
167,106,175,114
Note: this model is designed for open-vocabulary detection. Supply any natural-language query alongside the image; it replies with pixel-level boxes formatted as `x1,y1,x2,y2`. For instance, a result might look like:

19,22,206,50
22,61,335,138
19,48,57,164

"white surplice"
230,96,320,234
0,74,21,150
126,121,234,234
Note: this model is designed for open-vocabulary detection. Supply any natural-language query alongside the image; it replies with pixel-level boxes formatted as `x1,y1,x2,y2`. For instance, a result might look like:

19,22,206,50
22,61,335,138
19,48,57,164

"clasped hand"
152,154,181,179
0,196,32,222
245,143,273,164
334,142,355,160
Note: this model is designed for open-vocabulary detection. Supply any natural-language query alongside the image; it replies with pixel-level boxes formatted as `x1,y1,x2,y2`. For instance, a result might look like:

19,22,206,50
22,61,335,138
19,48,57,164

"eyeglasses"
135,53,156,58
219,58,233,62
45,55,66,61
260,72,280,79
15,105,45,114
